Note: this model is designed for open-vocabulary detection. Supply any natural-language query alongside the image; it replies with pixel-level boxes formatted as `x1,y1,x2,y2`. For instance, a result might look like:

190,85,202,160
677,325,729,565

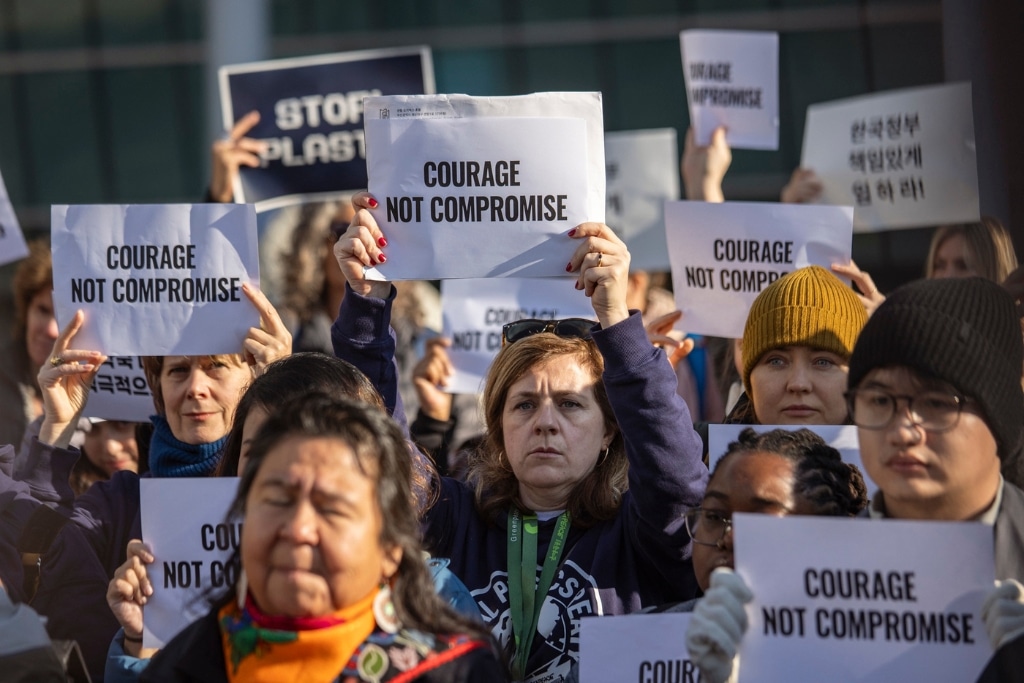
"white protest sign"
579,613,700,683
734,514,994,683
51,204,259,356
84,356,154,422
801,82,979,231
139,477,240,649
680,30,779,150
362,91,604,280
0,168,28,266
219,46,434,212
665,201,853,338
440,278,595,394
707,424,875,498
605,128,679,272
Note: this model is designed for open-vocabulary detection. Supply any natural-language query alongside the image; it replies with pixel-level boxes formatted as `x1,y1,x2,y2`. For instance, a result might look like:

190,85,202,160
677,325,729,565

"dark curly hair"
714,427,868,516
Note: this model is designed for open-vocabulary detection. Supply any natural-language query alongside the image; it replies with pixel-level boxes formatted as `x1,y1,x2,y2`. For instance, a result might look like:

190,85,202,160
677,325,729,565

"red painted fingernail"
575,280,583,290
566,262,573,272
377,253,387,264
378,236,388,248
368,197,379,208
568,228,577,237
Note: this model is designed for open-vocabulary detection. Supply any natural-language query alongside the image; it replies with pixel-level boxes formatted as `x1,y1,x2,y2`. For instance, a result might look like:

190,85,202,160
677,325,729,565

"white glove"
982,579,1024,651
686,567,753,683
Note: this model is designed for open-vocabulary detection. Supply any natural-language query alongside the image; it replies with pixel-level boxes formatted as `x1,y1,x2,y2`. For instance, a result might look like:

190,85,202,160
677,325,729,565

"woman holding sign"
332,193,707,682
30,283,293,680
139,393,503,682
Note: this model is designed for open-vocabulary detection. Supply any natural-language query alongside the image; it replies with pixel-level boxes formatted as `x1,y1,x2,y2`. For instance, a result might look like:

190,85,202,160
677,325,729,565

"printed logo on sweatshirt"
472,559,597,683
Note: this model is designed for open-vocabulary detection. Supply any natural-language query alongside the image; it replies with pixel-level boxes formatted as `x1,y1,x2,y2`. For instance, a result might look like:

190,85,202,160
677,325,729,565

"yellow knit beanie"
742,265,867,392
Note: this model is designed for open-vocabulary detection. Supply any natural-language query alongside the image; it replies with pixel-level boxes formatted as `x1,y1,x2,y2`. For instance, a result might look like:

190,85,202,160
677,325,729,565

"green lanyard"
507,508,571,681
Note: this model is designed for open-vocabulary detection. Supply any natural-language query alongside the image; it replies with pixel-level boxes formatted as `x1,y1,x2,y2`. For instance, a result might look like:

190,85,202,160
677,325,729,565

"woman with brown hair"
0,240,58,447
332,193,707,682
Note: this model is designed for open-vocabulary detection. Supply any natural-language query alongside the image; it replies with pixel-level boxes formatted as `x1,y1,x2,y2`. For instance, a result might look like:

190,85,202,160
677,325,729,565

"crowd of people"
0,107,1022,683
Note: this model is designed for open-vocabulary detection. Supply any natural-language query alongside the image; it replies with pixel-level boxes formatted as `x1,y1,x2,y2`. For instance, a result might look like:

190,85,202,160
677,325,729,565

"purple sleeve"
330,282,408,431
591,312,708,584
12,438,79,510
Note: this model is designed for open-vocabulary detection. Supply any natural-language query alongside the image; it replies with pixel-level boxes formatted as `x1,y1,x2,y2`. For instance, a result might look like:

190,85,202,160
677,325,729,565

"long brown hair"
468,333,626,527
926,217,1018,282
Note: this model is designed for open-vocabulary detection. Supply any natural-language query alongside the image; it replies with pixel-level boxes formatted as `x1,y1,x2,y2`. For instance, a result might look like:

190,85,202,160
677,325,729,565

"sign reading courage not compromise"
219,46,434,211
362,91,604,280
734,514,994,683
51,204,259,356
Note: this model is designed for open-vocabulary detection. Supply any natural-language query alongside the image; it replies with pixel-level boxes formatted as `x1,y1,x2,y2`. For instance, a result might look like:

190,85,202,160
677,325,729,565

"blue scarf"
149,414,227,477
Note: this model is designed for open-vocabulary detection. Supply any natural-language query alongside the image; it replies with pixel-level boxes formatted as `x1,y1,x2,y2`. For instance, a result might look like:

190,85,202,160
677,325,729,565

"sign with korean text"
580,613,701,683
362,92,604,280
51,204,259,356
84,356,154,422
140,477,240,649
0,167,28,266
441,278,595,394
605,128,679,271
220,46,434,211
665,201,853,338
735,514,994,683
680,30,779,150
801,82,979,231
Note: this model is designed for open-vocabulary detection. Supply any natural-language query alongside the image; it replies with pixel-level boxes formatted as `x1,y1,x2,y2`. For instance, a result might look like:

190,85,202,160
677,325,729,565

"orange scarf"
219,590,377,682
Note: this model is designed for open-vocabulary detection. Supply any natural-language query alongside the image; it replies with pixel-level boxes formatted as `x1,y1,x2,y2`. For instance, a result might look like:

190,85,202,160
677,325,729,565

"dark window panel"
434,48,510,96
13,0,89,50
0,76,27,204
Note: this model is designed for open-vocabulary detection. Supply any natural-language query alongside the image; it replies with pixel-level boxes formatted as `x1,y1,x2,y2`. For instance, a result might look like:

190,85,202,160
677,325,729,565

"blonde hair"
926,217,1018,282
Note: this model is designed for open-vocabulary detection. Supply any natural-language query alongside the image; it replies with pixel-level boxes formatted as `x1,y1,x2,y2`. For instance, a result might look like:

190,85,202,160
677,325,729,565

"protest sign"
579,613,700,683
83,356,154,422
0,167,28,266
440,278,595,394
680,30,779,150
801,82,979,231
139,477,240,649
219,46,434,211
51,204,259,356
665,201,853,338
362,91,605,280
605,128,678,271
707,423,876,497
734,514,994,683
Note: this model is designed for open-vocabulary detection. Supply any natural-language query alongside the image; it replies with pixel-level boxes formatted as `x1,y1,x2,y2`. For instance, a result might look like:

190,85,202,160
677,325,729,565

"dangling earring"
373,581,400,633
236,569,248,610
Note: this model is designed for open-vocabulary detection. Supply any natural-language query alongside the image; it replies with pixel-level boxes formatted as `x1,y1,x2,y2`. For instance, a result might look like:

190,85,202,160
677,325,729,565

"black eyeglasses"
501,318,595,347
845,388,973,432
682,508,733,548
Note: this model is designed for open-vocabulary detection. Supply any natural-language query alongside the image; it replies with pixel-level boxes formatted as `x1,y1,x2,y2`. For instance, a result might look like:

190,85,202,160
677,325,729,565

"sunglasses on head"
501,318,595,346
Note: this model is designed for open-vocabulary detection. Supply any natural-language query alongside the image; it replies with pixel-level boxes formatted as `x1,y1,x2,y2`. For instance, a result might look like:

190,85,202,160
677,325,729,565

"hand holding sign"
682,126,731,202
38,310,107,448
567,222,631,328
686,567,753,683
106,540,158,658
645,310,695,370
240,282,292,375
780,167,824,204
333,191,391,299
210,111,268,203
830,260,885,315
413,337,455,421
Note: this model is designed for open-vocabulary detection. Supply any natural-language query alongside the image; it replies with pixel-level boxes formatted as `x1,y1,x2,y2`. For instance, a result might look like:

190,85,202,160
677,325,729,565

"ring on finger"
49,356,64,367
596,252,603,268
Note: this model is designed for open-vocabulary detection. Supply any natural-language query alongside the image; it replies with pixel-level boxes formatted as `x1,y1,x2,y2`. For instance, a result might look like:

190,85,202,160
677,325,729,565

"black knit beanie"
848,277,1024,458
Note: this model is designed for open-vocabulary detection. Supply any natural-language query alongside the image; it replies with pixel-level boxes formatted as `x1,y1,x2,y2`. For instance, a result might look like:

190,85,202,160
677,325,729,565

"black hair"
713,427,868,517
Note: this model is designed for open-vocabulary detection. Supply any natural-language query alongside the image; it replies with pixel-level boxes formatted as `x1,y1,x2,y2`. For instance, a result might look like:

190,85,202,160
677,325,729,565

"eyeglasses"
328,220,348,241
501,318,595,347
845,388,973,432
682,508,733,548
